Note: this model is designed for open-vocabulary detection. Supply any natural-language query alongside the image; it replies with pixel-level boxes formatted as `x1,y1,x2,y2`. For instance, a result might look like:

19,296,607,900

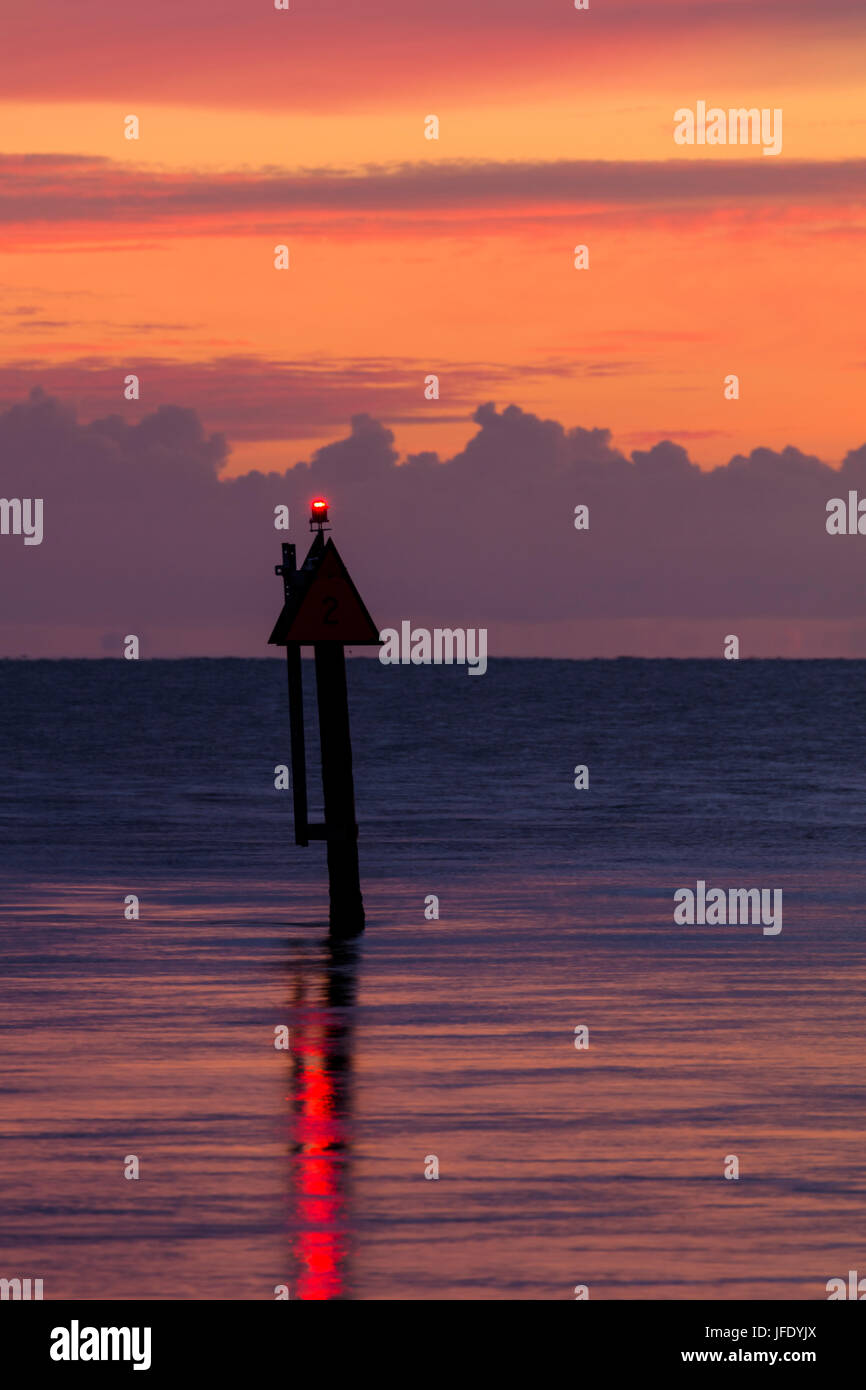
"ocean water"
1,657,865,1299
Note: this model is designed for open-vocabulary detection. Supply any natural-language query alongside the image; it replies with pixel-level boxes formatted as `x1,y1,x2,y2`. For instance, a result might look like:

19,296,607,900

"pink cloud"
0,355,638,442
4,1,862,107
1,156,865,246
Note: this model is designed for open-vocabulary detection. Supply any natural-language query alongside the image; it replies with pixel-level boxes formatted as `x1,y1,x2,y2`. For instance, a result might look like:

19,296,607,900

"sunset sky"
2,0,865,476
2,1,866,658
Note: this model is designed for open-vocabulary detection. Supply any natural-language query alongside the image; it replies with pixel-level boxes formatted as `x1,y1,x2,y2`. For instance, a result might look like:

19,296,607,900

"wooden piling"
314,642,364,935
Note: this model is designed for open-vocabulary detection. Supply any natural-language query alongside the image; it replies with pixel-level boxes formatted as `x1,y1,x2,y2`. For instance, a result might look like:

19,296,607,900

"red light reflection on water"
288,943,356,1300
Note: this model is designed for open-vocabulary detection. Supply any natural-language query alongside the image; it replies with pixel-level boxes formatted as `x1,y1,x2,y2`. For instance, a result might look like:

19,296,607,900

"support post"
285,643,309,846
314,642,364,936
277,543,310,847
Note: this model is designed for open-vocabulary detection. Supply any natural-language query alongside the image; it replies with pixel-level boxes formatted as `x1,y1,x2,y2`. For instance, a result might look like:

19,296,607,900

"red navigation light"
312,498,328,513
310,498,330,531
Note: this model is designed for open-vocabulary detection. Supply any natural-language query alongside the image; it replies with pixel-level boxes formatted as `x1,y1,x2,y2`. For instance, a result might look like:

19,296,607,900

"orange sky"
2,0,865,474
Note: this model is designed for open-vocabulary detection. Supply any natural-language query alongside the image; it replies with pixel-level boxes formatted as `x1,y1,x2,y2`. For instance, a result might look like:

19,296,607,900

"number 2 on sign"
322,596,339,625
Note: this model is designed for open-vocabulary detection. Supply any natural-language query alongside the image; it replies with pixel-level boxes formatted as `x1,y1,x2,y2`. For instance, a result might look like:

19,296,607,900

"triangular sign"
269,539,381,644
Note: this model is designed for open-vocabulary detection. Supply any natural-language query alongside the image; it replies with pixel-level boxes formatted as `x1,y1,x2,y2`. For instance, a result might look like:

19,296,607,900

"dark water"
1,658,865,1298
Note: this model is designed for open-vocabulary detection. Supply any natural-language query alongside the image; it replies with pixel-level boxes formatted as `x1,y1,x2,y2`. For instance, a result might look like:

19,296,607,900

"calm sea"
1,658,864,1299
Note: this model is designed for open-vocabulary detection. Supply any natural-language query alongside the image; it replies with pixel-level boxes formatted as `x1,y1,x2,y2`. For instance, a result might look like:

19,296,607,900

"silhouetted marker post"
269,500,381,937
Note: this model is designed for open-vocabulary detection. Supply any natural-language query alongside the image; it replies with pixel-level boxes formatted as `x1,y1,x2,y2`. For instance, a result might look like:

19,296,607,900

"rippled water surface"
1,659,865,1298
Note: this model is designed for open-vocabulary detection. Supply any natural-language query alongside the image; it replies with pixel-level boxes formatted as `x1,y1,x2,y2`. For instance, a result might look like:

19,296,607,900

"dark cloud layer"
5,1,861,109
1,389,866,655
2,156,865,234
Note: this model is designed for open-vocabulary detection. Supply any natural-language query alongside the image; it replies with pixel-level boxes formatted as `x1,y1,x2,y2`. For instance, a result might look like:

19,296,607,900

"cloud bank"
2,389,866,656
5,0,860,107
3,156,866,244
